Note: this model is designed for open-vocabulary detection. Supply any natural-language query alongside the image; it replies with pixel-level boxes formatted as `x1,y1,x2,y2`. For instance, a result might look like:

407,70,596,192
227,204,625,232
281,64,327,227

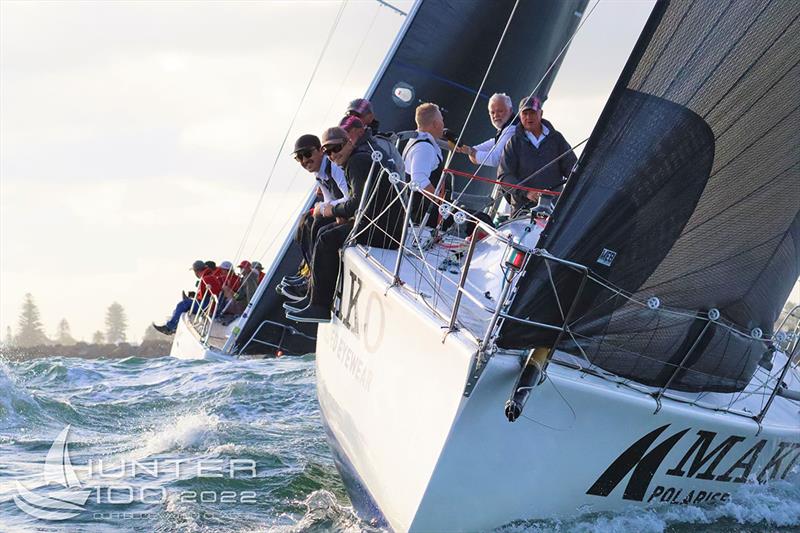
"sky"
2,0,795,343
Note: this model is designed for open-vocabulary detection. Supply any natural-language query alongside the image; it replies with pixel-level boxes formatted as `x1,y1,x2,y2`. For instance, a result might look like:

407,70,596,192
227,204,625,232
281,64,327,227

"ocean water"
0,355,797,533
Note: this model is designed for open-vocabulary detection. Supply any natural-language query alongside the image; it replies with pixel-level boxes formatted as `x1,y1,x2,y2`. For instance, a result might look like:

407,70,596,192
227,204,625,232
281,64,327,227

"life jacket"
318,157,346,200
368,135,405,177
404,136,446,226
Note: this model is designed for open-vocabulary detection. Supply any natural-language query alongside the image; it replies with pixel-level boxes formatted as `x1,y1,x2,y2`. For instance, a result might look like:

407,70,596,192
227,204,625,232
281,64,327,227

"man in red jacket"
153,260,222,335
193,259,223,307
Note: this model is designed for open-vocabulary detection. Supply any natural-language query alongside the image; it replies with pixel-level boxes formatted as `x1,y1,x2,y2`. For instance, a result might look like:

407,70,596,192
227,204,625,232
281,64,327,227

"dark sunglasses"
346,110,363,117
294,149,316,162
322,143,345,156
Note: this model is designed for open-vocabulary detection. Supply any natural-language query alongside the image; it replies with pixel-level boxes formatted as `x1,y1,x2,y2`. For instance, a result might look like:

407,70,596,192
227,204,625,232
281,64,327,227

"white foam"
140,411,220,456
267,489,364,533
207,442,246,456
499,475,800,533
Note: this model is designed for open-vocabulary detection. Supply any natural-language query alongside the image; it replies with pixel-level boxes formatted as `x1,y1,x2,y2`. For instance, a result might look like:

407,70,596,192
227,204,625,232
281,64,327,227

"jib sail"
498,0,800,393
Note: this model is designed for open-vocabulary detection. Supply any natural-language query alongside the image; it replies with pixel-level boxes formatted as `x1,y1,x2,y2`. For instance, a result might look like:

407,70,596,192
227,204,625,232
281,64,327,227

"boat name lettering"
587,424,800,502
337,270,385,353
342,271,362,335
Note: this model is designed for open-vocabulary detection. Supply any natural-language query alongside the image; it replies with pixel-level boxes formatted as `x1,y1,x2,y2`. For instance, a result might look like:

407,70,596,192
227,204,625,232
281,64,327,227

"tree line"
2,294,170,358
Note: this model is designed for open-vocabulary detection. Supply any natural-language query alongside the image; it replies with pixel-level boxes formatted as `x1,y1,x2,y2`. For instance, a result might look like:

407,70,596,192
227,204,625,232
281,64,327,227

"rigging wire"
451,0,602,205
247,1,384,262
325,2,383,123
520,374,577,431
440,0,520,194
228,0,349,271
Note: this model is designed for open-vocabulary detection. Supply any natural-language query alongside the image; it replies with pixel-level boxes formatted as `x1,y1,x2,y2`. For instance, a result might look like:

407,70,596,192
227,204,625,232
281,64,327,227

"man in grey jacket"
497,96,577,214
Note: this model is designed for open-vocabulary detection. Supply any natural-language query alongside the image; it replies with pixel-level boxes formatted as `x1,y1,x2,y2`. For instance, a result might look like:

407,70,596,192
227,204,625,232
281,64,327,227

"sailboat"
166,0,799,529
168,0,588,360
310,0,800,531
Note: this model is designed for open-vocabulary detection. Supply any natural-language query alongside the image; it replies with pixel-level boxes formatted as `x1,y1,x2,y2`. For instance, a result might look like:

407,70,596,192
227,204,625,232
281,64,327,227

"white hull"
169,314,236,362
316,248,800,532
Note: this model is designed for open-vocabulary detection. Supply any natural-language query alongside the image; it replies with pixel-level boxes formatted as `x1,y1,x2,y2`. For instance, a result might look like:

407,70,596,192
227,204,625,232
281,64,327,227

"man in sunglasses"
285,126,404,323
280,134,349,300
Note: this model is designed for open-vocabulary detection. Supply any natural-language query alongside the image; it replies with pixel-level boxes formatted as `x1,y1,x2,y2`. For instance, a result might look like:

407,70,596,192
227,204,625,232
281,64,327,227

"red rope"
444,167,561,196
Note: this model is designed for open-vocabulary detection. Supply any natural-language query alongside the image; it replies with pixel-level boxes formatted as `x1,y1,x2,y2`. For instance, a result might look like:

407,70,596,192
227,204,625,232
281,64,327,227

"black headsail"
235,0,587,355
498,0,800,392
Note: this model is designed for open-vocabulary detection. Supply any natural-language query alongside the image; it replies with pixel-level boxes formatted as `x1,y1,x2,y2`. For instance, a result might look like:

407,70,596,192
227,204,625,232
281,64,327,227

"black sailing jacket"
497,120,577,213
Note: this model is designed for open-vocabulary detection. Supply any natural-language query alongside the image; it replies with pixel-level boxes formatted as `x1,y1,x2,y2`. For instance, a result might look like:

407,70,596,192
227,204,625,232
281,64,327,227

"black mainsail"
498,0,800,392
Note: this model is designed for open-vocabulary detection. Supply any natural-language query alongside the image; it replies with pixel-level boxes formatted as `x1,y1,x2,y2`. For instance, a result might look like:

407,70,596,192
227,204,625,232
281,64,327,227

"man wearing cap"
291,133,349,269
497,96,577,215
342,115,404,176
193,259,223,311
222,260,259,313
346,98,380,133
403,102,445,225
153,260,222,335
284,125,403,323
455,93,516,168
251,261,265,284
216,260,235,287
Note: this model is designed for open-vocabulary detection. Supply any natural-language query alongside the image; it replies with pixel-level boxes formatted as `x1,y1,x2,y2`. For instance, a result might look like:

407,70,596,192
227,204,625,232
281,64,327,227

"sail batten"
498,0,800,393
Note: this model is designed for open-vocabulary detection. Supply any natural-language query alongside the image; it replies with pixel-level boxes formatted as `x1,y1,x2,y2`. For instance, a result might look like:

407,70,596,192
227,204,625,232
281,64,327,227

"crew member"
285,126,403,323
153,260,222,334
290,134,348,271
252,261,265,283
345,98,381,133
403,102,445,225
222,260,259,314
497,96,577,214
455,92,516,168
153,291,195,335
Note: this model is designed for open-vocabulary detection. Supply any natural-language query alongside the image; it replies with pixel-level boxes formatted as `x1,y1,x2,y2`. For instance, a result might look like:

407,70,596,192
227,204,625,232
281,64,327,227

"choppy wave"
0,355,797,533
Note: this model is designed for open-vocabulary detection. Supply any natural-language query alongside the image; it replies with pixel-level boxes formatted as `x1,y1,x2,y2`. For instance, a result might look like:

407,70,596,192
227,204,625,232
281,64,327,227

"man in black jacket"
497,96,577,215
285,126,403,323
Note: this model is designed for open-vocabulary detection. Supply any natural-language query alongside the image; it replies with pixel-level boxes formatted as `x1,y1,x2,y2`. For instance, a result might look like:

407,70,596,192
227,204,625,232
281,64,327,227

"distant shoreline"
1,340,172,361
